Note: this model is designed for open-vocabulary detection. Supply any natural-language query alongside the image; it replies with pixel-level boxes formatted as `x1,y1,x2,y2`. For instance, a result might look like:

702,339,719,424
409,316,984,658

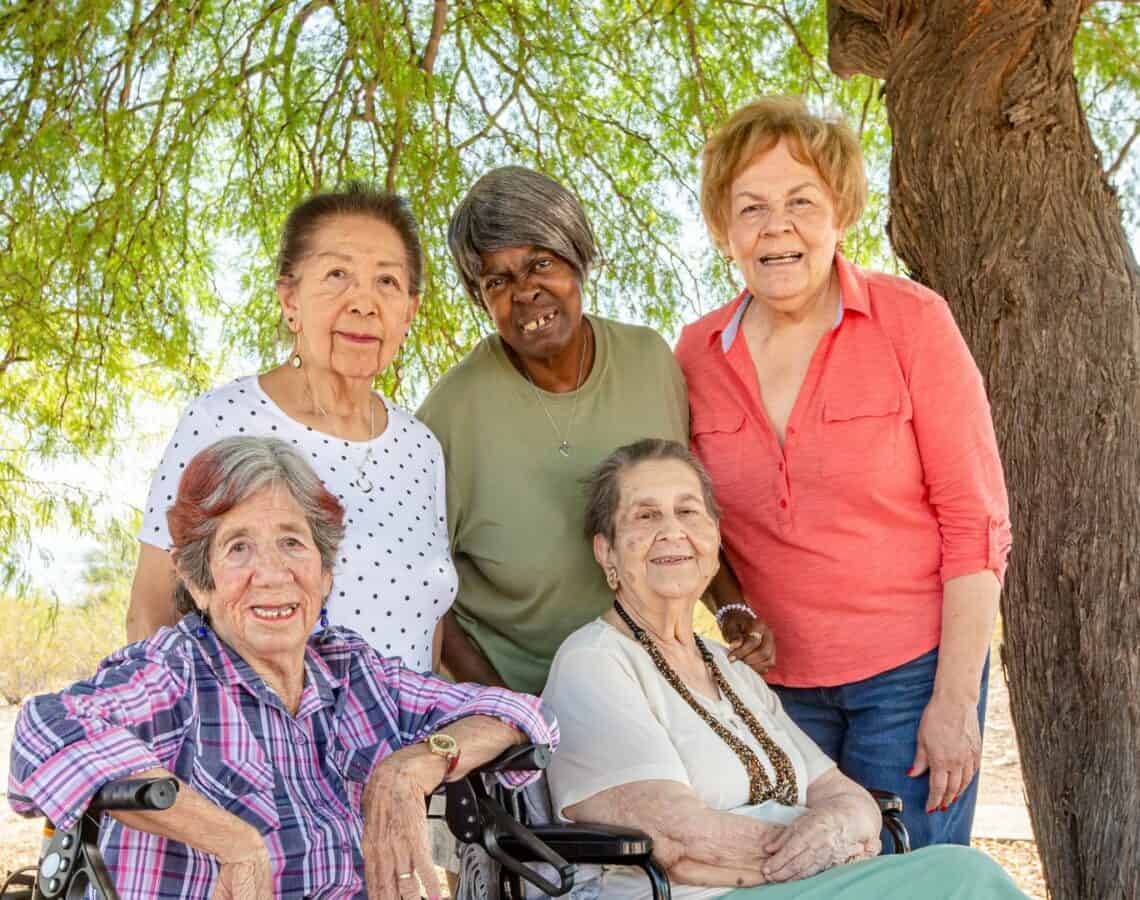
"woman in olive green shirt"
418,165,693,694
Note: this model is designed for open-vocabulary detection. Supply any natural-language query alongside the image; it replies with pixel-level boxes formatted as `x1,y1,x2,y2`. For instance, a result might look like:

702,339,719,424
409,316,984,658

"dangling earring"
195,610,210,639
723,254,733,264
606,568,620,591
290,344,302,368
320,605,329,631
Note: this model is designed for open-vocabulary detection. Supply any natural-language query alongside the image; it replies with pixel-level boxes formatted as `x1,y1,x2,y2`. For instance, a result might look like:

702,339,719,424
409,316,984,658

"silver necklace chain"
305,369,377,493
522,326,589,458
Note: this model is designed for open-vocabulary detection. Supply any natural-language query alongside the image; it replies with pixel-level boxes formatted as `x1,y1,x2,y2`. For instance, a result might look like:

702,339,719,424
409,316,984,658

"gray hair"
447,166,598,305
584,439,721,544
168,436,346,614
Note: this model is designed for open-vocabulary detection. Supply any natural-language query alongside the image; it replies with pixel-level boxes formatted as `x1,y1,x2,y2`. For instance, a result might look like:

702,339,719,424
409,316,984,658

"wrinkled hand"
212,830,272,899
909,693,981,813
760,808,876,883
362,755,443,900
722,611,776,674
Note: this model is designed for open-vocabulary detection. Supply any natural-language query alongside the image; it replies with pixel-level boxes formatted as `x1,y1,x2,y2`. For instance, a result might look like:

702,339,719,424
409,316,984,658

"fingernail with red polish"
940,804,948,811
906,767,915,776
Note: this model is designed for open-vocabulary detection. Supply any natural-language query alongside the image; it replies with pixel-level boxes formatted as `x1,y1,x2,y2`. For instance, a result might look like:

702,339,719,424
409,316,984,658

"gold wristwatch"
425,732,460,779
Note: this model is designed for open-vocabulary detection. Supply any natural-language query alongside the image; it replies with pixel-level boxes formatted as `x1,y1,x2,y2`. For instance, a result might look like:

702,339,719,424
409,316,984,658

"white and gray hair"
167,436,346,614
584,439,721,544
447,165,598,305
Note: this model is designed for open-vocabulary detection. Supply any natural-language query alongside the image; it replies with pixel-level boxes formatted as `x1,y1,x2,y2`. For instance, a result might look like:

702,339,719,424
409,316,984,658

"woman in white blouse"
128,185,456,673
542,438,1025,899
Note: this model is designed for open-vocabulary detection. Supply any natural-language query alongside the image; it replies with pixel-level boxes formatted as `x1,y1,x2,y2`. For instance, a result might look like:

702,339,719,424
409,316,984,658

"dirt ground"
0,643,1046,898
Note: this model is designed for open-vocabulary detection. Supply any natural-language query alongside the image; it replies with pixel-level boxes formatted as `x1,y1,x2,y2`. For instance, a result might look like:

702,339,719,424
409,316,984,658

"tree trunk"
829,2,1140,898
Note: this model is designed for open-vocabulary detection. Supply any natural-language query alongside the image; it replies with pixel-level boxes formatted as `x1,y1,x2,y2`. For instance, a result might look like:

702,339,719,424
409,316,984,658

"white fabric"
542,619,835,900
139,375,457,672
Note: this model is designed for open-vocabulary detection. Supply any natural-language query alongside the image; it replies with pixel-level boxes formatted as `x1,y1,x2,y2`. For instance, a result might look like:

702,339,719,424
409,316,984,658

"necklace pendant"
558,441,570,457
354,474,374,494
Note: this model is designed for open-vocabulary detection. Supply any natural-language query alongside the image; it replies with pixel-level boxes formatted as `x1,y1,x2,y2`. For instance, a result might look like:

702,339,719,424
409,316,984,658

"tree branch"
827,1,892,79
419,0,447,73
1106,119,1140,178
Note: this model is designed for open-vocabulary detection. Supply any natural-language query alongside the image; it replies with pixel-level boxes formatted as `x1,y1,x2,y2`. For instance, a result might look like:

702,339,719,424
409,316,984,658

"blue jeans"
772,648,989,850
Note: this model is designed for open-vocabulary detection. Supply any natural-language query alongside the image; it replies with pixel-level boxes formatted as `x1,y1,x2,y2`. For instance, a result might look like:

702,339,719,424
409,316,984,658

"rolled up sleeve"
8,648,192,829
907,298,1012,584
339,637,558,789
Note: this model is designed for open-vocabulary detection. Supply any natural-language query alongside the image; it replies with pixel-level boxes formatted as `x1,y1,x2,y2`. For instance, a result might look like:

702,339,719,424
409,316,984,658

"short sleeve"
543,644,692,819
139,390,227,548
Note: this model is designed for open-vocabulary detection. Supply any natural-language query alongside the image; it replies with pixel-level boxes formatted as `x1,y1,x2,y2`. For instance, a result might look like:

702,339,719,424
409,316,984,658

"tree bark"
829,2,1140,898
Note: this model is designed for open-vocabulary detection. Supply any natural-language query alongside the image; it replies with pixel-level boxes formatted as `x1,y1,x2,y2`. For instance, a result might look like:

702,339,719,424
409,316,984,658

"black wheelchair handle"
475,743,552,773
89,777,179,815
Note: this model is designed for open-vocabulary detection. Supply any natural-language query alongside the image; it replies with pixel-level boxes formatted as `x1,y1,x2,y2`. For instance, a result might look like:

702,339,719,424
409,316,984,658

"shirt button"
777,462,784,472
779,499,788,509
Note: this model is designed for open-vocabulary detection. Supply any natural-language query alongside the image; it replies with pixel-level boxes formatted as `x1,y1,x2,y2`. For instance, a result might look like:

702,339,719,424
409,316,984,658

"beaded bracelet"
714,602,756,627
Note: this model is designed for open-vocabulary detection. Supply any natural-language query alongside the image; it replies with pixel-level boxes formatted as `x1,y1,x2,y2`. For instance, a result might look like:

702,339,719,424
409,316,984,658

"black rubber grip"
90,778,179,814
478,743,552,773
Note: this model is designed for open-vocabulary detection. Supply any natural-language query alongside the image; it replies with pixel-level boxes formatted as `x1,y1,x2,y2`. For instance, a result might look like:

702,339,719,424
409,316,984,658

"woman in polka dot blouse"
128,185,457,673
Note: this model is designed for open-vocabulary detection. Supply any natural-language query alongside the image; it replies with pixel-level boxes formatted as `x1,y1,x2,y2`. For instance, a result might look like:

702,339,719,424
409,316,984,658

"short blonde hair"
700,96,867,252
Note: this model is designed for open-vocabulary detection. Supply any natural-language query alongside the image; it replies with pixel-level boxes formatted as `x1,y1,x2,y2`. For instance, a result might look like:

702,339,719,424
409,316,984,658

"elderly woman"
10,437,556,899
674,96,1012,848
418,165,771,696
129,185,456,674
542,439,1025,899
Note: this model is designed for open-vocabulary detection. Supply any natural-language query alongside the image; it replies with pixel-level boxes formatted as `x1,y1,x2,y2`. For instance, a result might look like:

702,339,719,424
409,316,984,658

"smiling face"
278,214,420,380
726,138,842,318
477,245,585,365
190,484,332,675
596,459,721,605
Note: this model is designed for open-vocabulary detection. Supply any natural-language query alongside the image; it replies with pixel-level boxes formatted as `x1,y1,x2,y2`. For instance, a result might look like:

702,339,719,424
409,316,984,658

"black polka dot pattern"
138,375,457,672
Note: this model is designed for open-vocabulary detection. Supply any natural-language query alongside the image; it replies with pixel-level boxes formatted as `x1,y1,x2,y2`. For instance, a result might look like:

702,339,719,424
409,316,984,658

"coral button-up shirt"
675,254,1011,688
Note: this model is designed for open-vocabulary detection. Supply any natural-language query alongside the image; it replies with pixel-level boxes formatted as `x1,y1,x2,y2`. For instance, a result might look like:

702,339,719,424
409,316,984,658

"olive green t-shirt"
417,316,688,693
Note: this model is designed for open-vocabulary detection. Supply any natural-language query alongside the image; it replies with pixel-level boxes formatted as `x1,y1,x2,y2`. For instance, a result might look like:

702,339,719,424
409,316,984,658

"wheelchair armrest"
868,788,902,815
444,745,667,897
499,822,653,862
33,777,179,900
470,742,553,774
868,789,911,854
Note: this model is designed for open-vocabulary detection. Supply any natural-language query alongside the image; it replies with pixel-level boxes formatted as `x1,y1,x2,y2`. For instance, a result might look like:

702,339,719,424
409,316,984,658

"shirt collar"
716,251,866,354
182,612,339,715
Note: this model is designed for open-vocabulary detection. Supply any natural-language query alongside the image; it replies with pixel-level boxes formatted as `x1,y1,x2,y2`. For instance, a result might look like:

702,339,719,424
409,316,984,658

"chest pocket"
192,753,281,835
691,410,747,489
818,394,901,476
329,741,381,812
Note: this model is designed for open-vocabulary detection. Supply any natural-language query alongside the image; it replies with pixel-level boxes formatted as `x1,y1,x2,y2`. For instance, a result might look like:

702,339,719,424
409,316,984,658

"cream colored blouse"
543,618,835,900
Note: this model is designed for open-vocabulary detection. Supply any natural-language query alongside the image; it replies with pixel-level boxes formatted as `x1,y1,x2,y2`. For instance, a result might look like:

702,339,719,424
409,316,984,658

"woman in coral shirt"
675,96,1011,850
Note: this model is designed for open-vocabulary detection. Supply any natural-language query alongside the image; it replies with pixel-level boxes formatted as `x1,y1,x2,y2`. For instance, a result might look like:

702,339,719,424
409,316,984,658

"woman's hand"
362,751,444,900
909,691,982,812
212,827,272,899
760,807,877,883
722,611,776,674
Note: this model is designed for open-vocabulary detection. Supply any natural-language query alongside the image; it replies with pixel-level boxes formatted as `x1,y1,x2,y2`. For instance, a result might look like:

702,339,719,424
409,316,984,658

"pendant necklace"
521,326,589,458
306,370,377,493
350,397,377,493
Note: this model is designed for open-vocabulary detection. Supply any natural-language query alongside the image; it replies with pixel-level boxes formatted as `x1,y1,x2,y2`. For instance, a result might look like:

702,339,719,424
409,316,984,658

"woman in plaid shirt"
9,437,557,899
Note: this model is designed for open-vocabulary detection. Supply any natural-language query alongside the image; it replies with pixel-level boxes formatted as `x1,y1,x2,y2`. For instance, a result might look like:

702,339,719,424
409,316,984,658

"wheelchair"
0,745,909,900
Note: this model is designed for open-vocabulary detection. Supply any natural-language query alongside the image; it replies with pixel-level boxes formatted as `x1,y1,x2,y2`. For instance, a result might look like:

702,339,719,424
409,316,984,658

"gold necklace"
520,325,589,458
612,598,798,806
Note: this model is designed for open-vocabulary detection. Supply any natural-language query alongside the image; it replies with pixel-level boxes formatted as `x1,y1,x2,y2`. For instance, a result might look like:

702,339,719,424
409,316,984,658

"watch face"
429,733,458,756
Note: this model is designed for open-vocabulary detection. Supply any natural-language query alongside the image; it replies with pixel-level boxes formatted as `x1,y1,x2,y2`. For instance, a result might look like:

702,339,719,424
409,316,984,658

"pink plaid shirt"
9,615,557,898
